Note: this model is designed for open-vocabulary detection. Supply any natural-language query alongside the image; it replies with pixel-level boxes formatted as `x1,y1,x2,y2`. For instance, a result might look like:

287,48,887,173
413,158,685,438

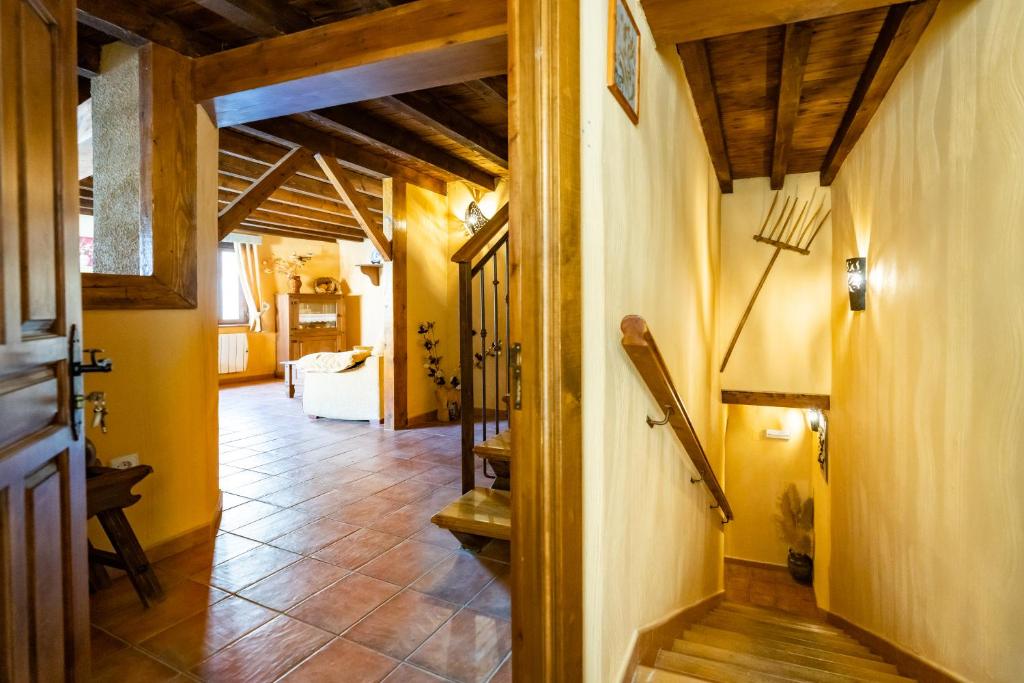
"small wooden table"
281,361,299,398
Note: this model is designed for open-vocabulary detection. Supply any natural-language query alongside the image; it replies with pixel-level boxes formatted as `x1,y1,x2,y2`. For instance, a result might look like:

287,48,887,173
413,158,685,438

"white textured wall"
581,0,724,679
829,1,1024,680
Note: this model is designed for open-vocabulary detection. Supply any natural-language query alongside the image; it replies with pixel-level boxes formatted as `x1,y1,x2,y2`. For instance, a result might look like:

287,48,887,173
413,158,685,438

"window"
218,243,248,326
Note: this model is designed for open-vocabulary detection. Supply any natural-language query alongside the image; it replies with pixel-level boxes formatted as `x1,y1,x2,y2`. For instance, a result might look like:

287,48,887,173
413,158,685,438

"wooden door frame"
509,0,584,679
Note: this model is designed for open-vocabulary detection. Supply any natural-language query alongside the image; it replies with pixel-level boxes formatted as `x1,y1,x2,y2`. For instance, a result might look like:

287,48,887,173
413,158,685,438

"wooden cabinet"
276,294,347,375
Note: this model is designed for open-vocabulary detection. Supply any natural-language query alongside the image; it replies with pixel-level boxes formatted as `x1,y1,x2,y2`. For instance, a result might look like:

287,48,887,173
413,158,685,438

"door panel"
1,0,89,678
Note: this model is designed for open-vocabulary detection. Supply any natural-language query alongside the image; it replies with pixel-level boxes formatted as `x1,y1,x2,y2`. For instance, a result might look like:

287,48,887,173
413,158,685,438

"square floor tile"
260,479,338,507
239,558,348,611
408,609,512,683
357,540,453,587
270,517,360,555
201,544,300,592
287,573,399,634
158,533,262,580
331,495,407,527
313,528,404,570
297,489,370,517
345,590,457,660
90,646,180,683
382,664,449,682
192,615,333,683
96,579,230,645
219,500,283,532
409,524,461,551
279,638,399,683
232,508,317,543
369,503,436,538
138,595,276,670
410,552,505,606
376,480,436,505
467,574,510,621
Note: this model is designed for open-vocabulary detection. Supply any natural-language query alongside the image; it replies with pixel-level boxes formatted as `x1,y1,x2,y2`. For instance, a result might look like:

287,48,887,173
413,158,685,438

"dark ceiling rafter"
193,0,312,36
76,0,221,57
770,22,813,190
677,40,733,193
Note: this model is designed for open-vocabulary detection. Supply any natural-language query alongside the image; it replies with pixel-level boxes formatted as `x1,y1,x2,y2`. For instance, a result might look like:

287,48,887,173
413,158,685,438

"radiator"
218,333,249,374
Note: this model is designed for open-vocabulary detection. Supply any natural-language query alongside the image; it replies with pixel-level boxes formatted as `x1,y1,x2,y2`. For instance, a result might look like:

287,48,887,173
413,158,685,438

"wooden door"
0,0,90,680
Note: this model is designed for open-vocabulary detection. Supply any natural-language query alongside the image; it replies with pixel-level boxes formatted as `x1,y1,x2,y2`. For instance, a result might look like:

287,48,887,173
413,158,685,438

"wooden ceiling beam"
76,0,220,57
193,0,312,36
238,222,364,243
239,118,448,196
380,92,508,168
821,0,939,185
316,153,393,261
677,41,733,193
219,192,370,230
303,108,498,190
78,40,102,78
640,0,907,46
218,173,379,220
218,147,312,238
770,22,813,190
243,209,364,235
192,0,507,127
462,77,508,106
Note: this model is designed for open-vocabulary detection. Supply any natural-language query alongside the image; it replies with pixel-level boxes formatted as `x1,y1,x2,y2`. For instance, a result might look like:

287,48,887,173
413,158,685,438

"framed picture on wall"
607,0,641,124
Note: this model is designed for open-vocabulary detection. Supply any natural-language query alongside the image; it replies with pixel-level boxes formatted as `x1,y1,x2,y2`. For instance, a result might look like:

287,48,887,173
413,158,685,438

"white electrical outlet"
109,453,139,469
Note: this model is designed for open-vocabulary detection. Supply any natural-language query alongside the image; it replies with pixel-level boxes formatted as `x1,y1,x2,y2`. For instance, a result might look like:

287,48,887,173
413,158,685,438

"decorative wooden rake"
720,190,831,372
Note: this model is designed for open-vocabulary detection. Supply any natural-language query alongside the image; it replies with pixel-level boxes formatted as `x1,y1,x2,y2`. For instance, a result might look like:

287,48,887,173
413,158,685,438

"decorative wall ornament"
607,0,641,124
720,189,832,372
847,257,867,311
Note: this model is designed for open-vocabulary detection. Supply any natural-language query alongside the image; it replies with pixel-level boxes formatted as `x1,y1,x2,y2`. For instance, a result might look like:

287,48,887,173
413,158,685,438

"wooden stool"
86,464,163,607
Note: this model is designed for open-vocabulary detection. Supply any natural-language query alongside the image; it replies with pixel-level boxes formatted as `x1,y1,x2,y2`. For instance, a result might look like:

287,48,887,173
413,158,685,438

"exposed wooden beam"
640,0,906,46
218,173,381,221
243,209,365,236
380,92,508,168
218,147,312,238
721,390,830,411
238,222,364,243
222,194,368,230
463,77,508,105
239,118,448,196
677,41,733,193
76,0,220,57
821,0,938,185
316,153,393,261
192,0,507,127
770,22,813,190
78,41,102,78
193,0,312,36
305,108,498,190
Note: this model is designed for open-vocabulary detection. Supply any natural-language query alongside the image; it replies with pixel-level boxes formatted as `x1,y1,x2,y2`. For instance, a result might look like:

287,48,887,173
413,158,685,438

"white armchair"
302,355,384,422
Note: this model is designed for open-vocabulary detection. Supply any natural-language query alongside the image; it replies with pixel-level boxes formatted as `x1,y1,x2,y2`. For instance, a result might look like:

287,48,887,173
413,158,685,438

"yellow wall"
581,0,723,679
84,107,220,551
338,239,387,348
723,405,813,566
720,174,832,393
217,235,339,382
828,0,1024,679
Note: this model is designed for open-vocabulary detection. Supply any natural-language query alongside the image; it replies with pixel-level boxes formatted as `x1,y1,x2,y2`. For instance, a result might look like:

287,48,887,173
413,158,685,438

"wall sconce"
805,409,829,482
846,257,867,311
463,201,487,236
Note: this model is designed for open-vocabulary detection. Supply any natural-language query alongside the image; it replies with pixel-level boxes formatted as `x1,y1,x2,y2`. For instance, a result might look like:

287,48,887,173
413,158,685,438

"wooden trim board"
619,591,725,683
722,390,830,410
825,611,966,683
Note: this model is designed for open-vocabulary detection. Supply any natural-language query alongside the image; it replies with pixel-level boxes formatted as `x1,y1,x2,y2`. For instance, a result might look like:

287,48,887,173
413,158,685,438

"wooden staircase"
431,430,512,549
635,602,914,682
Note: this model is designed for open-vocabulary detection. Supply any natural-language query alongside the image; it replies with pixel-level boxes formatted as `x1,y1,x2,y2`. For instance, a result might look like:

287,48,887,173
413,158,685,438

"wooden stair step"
715,604,845,636
675,636,908,681
474,430,512,462
633,665,705,682
669,640,898,683
654,650,796,683
686,624,889,668
705,610,865,646
701,614,873,657
430,487,511,540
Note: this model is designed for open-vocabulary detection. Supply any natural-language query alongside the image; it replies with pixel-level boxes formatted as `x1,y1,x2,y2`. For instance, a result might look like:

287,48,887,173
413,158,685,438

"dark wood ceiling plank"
463,78,508,106
192,0,507,127
820,0,939,185
193,0,312,36
218,173,368,219
76,0,220,57
303,108,498,190
238,222,364,242
379,93,508,168
238,118,448,196
78,40,102,78
218,146,312,238
677,40,733,193
640,0,906,46
771,22,813,190
316,153,393,261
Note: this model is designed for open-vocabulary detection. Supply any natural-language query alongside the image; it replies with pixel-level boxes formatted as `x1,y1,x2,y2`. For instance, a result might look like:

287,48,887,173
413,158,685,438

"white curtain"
234,242,267,331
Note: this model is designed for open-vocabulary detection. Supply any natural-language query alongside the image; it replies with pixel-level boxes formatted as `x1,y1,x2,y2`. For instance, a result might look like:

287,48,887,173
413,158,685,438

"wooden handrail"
620,315,734,522
451,202,509,264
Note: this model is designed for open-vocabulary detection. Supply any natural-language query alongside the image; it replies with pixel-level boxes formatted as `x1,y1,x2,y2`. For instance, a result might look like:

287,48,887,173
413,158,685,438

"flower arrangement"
417,321,459,389
264,252,313,277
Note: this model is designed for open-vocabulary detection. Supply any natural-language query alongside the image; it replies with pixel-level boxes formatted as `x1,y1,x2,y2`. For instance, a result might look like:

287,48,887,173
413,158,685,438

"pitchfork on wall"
719,190,831,373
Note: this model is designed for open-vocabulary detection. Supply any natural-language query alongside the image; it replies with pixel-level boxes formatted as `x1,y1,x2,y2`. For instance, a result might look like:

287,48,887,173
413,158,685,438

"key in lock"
85,391,109,433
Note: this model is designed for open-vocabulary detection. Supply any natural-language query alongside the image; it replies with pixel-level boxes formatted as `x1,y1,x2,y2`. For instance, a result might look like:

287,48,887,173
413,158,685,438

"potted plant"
774,483,814,585
264,252,313,293
417,322,460,421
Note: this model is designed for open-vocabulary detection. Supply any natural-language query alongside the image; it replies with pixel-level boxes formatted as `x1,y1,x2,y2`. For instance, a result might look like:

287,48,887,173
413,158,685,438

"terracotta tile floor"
90,381,511,682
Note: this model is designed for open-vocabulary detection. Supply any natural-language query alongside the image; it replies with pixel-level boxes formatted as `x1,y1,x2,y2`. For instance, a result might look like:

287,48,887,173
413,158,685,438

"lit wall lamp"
463,201,487,236
847,257,867,311
805,409,829,482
